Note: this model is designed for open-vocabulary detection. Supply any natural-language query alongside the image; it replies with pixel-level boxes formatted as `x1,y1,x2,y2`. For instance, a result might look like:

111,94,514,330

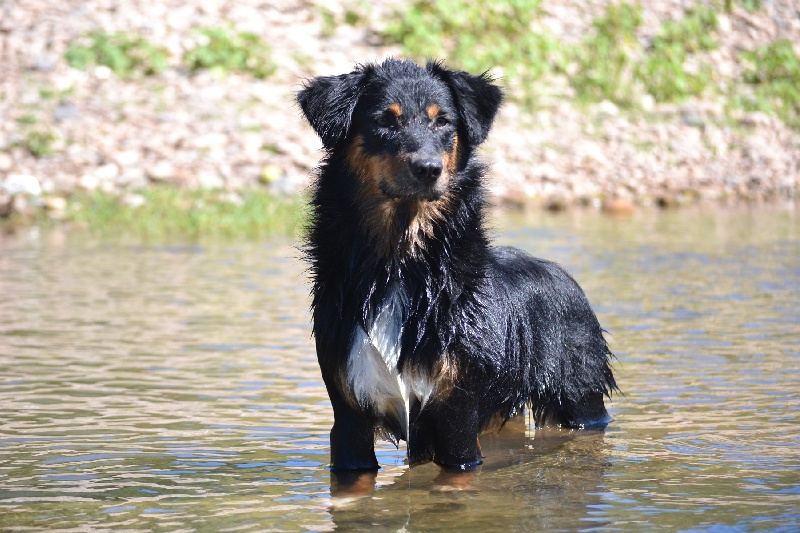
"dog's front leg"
327,390,379,471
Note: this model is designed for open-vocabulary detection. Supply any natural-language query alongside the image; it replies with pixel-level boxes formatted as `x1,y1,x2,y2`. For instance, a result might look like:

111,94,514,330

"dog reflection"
328,418,611,531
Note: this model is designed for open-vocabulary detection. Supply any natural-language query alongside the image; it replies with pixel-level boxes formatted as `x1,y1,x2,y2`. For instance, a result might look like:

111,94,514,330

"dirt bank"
1,0,798,218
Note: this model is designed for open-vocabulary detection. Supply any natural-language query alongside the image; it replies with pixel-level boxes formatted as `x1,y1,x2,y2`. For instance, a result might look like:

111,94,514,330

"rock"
94,164,120,181
197,169,224,189
146,161,176,182
0,153,13,172
602,198,636,216
3,174,42,196
114,150,141,168
79,174,100,190
54,101,81,122
122,194,147,208
0,194,13,217
596,100,619,117
44,196,67,211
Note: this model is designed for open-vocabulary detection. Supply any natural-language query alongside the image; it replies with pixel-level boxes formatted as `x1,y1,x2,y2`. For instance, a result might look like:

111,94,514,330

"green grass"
571,2,719,105
635,5,718,102
737,39,800,128
21,129,57,158
65,26,276,80
383,0,564,106
381,0,798,129
65,30,169,77
63,187,305,241
386,1,722,107
183,26,276,79
569,1,643,105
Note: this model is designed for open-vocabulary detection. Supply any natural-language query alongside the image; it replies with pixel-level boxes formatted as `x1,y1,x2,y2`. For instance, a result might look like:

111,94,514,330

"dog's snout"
410,157,443,183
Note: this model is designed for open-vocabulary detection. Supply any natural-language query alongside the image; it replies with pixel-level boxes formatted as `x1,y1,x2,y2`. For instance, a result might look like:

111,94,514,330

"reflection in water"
329,419,611,531
0,207,798,531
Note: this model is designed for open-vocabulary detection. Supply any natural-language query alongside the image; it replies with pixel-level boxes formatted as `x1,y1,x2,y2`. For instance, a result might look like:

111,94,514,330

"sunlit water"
1,206,798,531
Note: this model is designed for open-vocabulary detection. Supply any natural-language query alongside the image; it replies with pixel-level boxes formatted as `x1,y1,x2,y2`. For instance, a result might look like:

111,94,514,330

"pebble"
147,161,176,182
122,193,147,208
44,196,68,211
3,174,42,196
79,174,100,190
0,153,13,172
54,101,81,122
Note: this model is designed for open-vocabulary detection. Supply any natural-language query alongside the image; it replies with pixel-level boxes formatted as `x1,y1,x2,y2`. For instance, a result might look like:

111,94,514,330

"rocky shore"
1,0,798,219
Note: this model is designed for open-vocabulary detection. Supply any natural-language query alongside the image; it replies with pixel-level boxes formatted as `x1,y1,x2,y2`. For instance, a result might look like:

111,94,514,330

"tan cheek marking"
442,133,459,177
346,136,397,192
346,136,404,251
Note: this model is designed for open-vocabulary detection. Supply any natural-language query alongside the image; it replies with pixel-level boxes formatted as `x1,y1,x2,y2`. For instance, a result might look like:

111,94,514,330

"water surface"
1,206,798,531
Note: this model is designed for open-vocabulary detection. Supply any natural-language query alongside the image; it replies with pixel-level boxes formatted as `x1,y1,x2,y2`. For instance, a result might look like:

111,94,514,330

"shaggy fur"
298,58,617,471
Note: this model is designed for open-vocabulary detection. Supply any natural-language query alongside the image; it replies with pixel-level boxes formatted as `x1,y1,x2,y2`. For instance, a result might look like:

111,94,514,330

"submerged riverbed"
1,206,798,531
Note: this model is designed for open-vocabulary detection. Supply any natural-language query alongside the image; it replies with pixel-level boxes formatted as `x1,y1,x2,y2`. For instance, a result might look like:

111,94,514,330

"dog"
297,58,617,471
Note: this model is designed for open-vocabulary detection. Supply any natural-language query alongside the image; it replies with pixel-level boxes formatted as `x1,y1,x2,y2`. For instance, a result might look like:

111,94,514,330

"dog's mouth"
378,180,445,202
378,162,448,201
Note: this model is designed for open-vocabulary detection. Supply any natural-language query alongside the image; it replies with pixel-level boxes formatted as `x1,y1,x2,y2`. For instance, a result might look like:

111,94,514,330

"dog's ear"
297,70,366,150
428,61,503,146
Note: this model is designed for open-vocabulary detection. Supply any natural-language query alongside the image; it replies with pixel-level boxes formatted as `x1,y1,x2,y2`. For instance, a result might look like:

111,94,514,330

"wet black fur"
298,59,617,471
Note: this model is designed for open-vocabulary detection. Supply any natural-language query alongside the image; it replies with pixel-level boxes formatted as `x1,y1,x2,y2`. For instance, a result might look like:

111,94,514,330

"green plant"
384,0,562,106
183,27,276,79
316,3,368,38
65,30,169,77
21,128,57,158
738,39,800,128
724,0,762,12
66,187,304,240
636,5,718,101
16,114,38,125
14,113,58,157
570,3,721,105
658,5,718,54
570,2,643,105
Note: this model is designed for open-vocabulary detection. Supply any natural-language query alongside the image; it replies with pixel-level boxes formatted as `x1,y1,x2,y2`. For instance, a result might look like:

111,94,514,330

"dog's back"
487,247,615,428
298,58,616,471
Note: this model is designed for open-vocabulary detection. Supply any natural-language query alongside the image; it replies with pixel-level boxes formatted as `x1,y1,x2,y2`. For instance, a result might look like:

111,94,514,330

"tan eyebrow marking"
426,104,441,120
387,102,402,117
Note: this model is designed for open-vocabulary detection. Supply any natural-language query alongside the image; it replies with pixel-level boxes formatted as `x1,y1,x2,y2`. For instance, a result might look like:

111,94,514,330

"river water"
1,206,798,531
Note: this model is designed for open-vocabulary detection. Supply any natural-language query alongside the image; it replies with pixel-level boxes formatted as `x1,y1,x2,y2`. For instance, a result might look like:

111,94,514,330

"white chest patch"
347,287,436,437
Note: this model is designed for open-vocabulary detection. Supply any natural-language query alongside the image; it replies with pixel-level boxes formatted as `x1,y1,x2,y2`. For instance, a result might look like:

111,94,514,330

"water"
1,206,797,531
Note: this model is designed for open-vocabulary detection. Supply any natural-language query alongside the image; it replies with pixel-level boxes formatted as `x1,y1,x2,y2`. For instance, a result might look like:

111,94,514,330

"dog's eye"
433,115,450,129
375,113,396,129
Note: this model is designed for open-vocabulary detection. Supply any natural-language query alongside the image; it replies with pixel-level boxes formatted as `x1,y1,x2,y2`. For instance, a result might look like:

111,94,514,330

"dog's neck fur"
311,154,488,334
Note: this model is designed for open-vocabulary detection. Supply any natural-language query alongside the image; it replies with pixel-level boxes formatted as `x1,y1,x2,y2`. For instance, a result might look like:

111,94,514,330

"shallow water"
1,206,798,532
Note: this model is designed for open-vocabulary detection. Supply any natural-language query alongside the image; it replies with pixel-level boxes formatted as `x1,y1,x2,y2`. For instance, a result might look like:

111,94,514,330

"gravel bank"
1,0,798,217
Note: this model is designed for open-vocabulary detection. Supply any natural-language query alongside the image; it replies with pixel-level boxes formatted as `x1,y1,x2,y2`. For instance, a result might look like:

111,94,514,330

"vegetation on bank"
65,26,276,79
382,0,799,128
4,188,304,240
60,1,798,129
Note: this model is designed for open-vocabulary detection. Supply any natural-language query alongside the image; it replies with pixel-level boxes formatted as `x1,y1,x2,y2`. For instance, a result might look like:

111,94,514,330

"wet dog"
298,58,617,471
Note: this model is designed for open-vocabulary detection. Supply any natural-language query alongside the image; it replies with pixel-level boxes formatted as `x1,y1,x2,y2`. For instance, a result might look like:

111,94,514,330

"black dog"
298,58,617,471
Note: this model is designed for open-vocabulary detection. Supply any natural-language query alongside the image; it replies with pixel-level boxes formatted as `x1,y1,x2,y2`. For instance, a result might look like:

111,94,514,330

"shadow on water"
0,205,798,531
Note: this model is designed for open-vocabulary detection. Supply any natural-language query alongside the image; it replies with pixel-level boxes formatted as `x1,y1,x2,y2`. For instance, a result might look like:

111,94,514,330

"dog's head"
297,59,503,202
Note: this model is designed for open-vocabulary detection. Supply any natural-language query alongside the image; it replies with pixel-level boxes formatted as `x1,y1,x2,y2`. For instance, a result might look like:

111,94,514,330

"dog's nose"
410,157,443,183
